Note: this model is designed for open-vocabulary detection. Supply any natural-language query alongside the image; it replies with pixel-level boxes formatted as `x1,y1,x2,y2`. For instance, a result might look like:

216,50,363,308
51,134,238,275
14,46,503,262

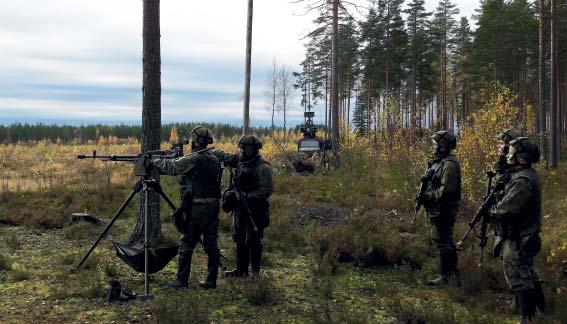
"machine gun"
457,171,504,267
412,167,435,225
77,140,196,176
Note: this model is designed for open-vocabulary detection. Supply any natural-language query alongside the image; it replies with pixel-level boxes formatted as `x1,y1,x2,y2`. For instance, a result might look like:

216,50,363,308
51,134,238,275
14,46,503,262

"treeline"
295,0,567,160
0,123,273,144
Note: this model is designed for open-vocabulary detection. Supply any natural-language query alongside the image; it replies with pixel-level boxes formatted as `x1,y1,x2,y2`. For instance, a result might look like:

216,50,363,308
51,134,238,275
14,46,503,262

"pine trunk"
550,0,558,167
331,0,340,167
130,0,162,245
538,0,547,162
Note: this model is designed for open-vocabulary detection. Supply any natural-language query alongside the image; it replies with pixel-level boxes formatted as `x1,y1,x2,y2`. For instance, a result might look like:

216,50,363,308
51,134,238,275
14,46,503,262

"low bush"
0,252,12,271
152,292,210,324
12,269,31,282
309,215,428,275
3,232,22,250
243,275,280,306
386,294,502,324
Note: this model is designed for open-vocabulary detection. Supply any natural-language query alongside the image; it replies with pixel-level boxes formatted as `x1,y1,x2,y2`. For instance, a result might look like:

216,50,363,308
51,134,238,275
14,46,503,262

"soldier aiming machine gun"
75,142,211,300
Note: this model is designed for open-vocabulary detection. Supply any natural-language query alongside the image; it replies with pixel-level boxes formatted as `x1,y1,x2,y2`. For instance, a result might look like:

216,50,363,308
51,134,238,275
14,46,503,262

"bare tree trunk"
347,73,352,132
242,0,253,135
325,67,329,139
331,0,340,167
538,0,547,161
550,0,558,167
130,0,161,245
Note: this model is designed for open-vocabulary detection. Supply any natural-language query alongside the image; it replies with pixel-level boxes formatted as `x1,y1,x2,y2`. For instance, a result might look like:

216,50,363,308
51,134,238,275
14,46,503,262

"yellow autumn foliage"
456,83,530,199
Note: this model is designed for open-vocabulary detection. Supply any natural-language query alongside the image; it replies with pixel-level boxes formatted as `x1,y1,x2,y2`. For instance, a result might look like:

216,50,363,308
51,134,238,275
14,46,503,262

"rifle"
227,166,258,232
457,171,501,267
412,167,435,225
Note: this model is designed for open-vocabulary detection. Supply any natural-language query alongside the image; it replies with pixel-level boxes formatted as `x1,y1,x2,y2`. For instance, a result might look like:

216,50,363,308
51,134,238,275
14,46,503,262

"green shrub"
387,294,502,324
309,215,428,275
152,292,210,324
12,269,31,282
3,232,22,250
0,253,12,271
243,275,279,306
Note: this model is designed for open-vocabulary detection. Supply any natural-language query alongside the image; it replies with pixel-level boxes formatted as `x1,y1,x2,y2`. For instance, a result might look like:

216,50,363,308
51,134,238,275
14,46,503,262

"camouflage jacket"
424,154,462,208
491,166,541,239
152,150,221,200
212,151,273,200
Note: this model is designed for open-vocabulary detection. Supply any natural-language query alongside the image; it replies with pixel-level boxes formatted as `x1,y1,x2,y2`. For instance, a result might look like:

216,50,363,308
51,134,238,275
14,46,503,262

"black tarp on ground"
111,241,178,274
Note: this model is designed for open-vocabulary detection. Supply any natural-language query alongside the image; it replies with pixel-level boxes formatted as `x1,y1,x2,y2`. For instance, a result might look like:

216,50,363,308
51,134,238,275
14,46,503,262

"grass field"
0,137,565,323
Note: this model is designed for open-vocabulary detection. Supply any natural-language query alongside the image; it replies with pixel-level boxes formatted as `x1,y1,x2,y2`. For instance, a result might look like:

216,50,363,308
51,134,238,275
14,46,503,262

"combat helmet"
190,126,214,145
431,130,457,150
238,135,263,149
509,137,540,165
497,128,522,144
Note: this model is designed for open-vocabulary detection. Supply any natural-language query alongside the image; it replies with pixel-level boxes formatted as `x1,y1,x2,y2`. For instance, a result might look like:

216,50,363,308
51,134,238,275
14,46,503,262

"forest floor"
0,142,565,323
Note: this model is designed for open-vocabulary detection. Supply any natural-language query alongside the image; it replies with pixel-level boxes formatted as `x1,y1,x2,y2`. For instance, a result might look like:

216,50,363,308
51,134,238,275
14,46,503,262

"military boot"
200,249,219,289
224,244,249,278
169,253,191,288
446,250,461,286
427,253,450,286
200,268,218,289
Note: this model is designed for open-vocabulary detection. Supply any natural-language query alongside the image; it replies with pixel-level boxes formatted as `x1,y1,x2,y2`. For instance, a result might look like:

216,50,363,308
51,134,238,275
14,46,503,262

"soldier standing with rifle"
417,130,462,286
150,126,222,289
490,137,546,323
216,135,273,278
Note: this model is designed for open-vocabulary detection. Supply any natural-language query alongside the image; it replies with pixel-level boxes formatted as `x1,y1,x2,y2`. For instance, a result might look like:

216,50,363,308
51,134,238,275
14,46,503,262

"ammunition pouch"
221,190,237,213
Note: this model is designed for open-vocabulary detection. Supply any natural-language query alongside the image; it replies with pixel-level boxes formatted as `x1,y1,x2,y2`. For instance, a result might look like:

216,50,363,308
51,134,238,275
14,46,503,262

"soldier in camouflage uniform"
151,126,222,289
495,129,522,183
420,130,462,285
216,135,273,278
490,137,545,322
493,128,522,310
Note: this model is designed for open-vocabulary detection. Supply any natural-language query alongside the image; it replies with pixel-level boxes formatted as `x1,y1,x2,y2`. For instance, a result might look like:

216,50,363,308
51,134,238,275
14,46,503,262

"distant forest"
0,123,281,144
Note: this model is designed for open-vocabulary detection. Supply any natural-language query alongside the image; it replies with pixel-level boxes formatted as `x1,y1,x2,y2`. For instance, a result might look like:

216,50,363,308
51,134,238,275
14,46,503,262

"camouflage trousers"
179,201,220,257
430,215,457,255
501,234,541,292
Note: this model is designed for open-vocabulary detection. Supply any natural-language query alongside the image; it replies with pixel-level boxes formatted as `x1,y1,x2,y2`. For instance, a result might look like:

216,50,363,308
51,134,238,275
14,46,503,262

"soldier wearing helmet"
420,130,462,285
214,134,273,278
151,126,222,289
490,137,545,322
495,128,522,178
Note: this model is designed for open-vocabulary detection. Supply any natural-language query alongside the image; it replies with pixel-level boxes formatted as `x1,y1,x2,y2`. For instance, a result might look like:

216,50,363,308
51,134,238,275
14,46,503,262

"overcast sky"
0,0,479,126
